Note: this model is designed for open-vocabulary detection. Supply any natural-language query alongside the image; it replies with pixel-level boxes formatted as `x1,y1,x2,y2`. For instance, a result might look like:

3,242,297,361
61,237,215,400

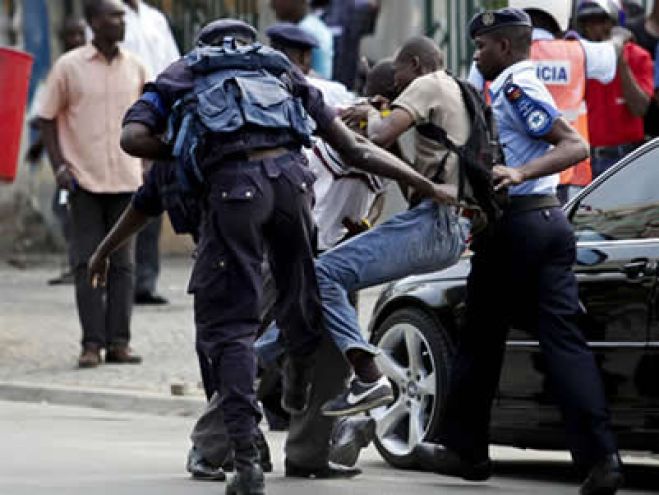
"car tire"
369,307,452,469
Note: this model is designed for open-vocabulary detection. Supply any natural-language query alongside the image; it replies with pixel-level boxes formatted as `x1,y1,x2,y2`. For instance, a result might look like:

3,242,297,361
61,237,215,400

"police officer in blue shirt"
414,9,623,495
94,18,454,495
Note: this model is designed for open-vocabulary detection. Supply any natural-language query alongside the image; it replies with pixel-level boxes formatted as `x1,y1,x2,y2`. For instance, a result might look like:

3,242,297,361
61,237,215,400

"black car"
367,139,659,468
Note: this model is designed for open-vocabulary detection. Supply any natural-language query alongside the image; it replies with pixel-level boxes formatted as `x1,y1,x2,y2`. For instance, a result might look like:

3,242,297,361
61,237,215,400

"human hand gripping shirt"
488,60,560,196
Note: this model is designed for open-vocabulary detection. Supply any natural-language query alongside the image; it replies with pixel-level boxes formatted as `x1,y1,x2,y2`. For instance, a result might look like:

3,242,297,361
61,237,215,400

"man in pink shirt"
39,0,149,368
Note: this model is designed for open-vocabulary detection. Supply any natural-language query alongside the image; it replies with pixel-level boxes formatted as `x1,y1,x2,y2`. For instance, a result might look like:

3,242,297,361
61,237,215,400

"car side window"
571,145,659,242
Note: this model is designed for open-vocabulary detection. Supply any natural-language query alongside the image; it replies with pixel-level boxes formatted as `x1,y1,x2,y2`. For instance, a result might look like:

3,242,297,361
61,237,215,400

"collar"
489,60,535,97
82,42,125,61
532,28,555,41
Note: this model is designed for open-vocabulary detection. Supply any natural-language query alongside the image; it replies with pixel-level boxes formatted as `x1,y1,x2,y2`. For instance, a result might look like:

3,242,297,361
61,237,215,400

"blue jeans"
255,201,470,360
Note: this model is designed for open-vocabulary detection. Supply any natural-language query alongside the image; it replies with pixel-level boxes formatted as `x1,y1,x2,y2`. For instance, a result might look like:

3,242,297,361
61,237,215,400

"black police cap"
266,23,319,50
468,8,532,39
195,19,258,46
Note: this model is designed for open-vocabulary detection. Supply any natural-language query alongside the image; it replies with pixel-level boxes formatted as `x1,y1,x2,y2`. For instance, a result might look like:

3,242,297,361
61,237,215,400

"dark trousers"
442,206,617,468
192,152,323,445
190,331,350,468
135,216,162,295
285,330,350,468
69,189,134,348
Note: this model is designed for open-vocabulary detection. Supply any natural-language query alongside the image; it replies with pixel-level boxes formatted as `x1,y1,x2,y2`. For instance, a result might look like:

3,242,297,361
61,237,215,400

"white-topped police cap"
195,19,258,46
468,8,532,39
266,22,319,50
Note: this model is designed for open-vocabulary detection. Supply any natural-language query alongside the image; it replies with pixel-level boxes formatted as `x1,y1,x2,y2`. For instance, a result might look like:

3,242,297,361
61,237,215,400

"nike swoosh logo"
346,387,379,405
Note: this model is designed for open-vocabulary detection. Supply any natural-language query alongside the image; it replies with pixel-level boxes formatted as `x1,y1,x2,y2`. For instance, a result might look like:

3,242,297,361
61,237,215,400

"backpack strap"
416,120,466,201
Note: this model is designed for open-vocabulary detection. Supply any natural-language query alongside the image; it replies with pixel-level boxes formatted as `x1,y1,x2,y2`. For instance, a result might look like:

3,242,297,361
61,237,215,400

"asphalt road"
1,401,658,495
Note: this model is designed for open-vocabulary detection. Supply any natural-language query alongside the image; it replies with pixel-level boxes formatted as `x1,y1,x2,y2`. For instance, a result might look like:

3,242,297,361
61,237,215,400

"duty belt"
507,194,560,213
222,146,292,163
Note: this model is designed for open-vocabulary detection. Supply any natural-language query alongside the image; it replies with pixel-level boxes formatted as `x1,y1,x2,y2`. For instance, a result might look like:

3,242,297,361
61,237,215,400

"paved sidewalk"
0,255,381,406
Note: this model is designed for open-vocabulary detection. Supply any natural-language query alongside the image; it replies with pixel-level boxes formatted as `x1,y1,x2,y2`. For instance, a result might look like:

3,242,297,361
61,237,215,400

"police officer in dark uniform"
414,9,623,495
100,18,454,495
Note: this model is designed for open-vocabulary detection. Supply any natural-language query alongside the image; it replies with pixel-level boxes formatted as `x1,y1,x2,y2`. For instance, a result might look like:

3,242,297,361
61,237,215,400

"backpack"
166,40,314,195
417,75,507,228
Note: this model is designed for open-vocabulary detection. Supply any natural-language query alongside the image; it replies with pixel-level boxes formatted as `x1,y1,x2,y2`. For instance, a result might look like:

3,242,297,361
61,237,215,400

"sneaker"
321,376,394,417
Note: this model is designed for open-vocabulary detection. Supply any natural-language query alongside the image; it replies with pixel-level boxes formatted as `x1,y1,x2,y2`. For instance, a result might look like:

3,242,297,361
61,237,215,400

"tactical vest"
531,39,592,187
167,41,314,192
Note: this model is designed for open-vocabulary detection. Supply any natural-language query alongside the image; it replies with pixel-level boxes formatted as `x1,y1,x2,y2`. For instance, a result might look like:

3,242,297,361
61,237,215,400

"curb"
0,381,206,416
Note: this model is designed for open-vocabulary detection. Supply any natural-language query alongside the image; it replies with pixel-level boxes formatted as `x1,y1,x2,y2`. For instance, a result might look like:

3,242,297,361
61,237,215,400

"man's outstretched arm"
319,117,457,204
88,205,152,288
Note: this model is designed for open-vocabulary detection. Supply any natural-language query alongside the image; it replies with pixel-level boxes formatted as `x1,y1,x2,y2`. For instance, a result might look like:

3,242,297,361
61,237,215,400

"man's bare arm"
319,117,456,204
88,205,151,288
40,118,76,190
618,55,651,117
121,122,172,160
493,117,589,189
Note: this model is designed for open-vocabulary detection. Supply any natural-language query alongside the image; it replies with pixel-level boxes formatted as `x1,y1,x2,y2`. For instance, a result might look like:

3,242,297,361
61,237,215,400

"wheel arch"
369,295,460,347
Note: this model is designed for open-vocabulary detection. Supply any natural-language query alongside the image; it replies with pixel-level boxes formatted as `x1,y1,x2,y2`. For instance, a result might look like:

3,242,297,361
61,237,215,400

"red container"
0,47,33,183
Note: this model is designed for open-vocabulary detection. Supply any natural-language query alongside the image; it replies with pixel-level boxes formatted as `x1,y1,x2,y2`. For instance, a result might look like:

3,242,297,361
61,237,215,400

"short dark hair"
489,25,533,56
83,0,105,24
396,36,443,72
365,59,397,100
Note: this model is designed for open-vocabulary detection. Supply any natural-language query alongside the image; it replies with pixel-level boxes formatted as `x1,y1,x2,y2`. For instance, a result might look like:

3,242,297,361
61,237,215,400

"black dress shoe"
186,446,226,481
105,346,142,364
580,453,624,495
222,430,273,474
329,417,376,467
285,459,362,479
226,464,265,495
413,442,492,481
134,291,169,305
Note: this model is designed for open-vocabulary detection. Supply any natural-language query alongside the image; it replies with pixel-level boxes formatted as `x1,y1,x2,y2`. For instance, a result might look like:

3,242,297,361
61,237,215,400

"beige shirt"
38,44,148,193
393,70,470,201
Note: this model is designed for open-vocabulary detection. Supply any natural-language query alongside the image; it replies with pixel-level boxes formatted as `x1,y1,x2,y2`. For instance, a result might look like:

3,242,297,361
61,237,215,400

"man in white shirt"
121,0,180,305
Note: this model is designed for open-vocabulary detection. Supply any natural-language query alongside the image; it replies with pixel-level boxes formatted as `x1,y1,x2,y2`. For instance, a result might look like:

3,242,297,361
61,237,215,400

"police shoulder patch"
503,80,554,138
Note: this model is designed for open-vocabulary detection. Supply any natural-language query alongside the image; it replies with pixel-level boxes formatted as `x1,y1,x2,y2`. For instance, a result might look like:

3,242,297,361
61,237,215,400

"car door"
495,141,659,437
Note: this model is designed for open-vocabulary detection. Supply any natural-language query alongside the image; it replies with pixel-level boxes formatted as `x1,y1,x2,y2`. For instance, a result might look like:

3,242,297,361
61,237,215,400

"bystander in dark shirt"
628,17,659,136
321,0,380,89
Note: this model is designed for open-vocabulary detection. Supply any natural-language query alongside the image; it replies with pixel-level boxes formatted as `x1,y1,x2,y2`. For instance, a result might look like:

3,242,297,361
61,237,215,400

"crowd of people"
28,1,659,495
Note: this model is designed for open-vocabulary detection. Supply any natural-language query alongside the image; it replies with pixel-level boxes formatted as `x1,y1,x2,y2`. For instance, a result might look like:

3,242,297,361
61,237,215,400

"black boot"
281,355,315,415
226,440,265,495
580,453,624,495
221,429,273,473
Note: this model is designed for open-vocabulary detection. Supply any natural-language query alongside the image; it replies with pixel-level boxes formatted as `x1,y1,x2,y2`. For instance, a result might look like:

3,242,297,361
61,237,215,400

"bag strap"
417,119,466,200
